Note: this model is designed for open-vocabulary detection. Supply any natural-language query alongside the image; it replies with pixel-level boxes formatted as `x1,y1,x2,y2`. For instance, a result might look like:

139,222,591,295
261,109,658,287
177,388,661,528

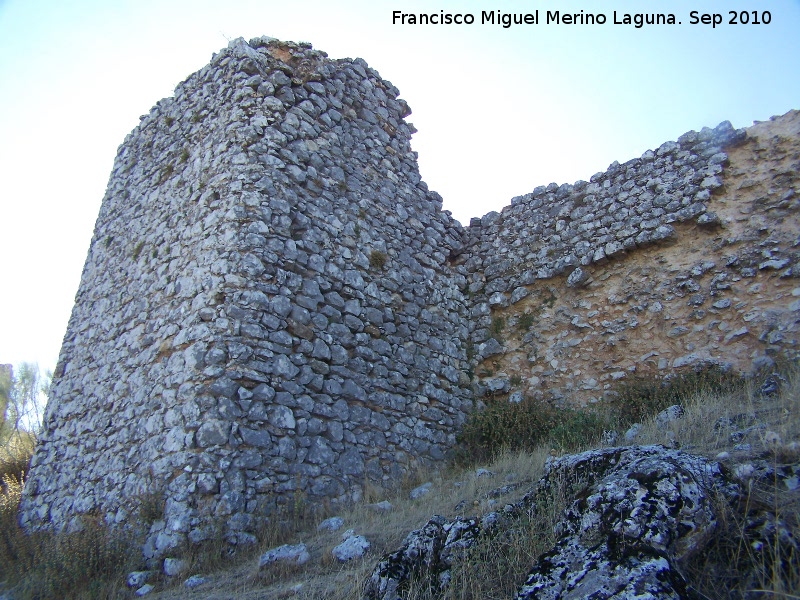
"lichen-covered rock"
363,446,744,600
515,446,738,599
362,514,487,600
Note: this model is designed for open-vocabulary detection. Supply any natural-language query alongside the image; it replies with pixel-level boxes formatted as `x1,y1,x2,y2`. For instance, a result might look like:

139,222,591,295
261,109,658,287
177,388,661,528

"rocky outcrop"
514,447,734,599
362,445,797,600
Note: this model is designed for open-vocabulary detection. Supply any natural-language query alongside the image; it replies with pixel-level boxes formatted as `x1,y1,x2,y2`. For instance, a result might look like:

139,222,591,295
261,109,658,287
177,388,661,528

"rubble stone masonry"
19,37,800,557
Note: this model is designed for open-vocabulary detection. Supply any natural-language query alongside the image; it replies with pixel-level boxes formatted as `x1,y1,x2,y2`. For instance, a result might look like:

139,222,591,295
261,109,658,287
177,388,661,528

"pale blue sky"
1,0,799,374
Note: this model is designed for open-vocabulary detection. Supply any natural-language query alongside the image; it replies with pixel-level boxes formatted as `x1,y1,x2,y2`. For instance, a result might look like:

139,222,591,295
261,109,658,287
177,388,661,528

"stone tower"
20,37,474,555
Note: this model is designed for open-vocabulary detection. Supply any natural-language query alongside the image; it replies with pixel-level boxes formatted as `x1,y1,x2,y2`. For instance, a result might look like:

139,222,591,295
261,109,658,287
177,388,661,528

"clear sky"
1,0,799,375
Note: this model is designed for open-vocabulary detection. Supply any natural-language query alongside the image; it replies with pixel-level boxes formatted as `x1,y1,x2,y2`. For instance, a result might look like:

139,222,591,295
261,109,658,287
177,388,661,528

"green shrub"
159,163,174,182
457,398,610,462
0,447,31,484
491,317,506,336
548,410,609,451
369,250,388,270
606,363,744,427
517,313,535,332
131,241,145,260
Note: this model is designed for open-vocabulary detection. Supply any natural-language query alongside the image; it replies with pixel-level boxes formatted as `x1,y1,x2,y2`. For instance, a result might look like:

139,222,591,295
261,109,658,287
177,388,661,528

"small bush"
131,241,145,260
159,163,174,182
135,488,165,525
369,250,388,270
548,410,610,451
517,313,535,332
0,448,31,484
457,398,610,462
491,316,506,336
606,363,744,427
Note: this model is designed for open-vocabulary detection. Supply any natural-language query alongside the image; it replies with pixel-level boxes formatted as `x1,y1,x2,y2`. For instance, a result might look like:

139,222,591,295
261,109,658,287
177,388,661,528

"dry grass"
620,365,800,599
0,475,140,599
624,365,800,457
1,364,799,599
143,449,551,600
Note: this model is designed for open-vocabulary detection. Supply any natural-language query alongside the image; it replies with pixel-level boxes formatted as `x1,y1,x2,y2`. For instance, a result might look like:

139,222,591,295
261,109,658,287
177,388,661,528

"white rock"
259,543,310,567
655,405,685,428
625,423,642,442
135,584,154,597
184,575,208,589
126,571,152,588
601,430,618,445
163,557,188,577
317,516,344,532
332,533,370,561
410,482,432,499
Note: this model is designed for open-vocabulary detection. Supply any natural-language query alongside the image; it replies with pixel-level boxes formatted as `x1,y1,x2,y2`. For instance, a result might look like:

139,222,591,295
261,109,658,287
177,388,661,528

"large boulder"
515,446,738,599
362,445,743,600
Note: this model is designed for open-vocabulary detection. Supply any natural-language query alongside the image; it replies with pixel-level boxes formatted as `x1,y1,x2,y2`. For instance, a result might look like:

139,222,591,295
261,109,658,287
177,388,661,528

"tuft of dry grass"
0,495,139,599
0,446,141,600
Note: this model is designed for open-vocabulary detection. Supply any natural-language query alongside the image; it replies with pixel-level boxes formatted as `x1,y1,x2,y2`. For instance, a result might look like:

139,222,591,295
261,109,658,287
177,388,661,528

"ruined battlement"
19,37,800,558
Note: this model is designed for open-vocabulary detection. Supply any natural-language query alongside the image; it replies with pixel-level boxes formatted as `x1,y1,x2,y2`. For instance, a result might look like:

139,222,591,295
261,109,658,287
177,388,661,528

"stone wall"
18,35,800,558
20,37,473,555
467,111,800,405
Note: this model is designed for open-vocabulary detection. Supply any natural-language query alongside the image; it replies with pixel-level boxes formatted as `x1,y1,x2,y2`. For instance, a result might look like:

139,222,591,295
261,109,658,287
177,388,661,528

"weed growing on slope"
1,445,140,600
606,363,745,427
456,398,611,462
